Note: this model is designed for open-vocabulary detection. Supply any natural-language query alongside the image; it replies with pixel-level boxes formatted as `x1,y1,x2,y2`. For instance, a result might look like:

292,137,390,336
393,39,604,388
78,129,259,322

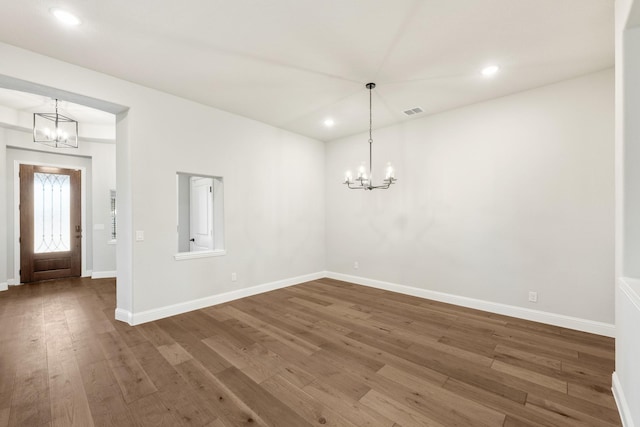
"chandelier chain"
369,85,373,143
368,84,373,175
55,99,59,128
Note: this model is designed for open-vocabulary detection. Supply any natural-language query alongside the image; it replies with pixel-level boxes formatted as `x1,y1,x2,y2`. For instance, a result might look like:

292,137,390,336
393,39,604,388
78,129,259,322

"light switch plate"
135,230,144,241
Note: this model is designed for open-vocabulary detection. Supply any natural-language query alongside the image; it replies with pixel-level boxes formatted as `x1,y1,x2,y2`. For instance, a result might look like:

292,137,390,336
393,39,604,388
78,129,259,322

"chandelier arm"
345,182,366,190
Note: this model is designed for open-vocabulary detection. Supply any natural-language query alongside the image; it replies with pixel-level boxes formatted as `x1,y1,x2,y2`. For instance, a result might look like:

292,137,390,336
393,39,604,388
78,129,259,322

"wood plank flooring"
0,277,620,426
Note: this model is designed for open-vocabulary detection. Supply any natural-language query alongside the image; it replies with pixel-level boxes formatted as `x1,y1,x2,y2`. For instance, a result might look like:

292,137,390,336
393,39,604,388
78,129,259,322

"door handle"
189,238,195,242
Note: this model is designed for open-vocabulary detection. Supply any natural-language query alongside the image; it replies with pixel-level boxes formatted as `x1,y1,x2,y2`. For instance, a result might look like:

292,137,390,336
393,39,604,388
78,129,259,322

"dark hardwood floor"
0,277,620,426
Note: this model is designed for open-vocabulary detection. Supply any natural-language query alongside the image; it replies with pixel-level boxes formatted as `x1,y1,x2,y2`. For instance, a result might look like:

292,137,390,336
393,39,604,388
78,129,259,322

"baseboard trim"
119,271,325,326
325,272,615,337
115,308,133,324
1,278,21,289
92,270,117,279
612,372,635,427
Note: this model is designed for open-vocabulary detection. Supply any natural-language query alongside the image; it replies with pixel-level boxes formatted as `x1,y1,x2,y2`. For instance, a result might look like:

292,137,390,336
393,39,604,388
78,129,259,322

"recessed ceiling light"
481,65,500,77
324,118,335,127
50,8,81,26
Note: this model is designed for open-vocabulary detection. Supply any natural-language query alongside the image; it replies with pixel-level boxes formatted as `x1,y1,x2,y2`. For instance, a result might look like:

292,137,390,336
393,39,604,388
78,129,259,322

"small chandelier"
343,82,396,190
33,99,78,148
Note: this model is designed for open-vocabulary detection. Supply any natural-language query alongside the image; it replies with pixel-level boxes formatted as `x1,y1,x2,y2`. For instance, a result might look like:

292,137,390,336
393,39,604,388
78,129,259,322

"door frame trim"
13,160,88,284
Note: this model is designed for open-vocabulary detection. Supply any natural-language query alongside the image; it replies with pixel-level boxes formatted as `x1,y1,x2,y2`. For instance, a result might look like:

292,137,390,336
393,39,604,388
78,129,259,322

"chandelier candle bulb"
345,171,353,183
385,163,395,180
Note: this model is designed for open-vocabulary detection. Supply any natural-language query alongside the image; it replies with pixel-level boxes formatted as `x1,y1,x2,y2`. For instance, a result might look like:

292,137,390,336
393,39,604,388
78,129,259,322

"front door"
20,164,81,283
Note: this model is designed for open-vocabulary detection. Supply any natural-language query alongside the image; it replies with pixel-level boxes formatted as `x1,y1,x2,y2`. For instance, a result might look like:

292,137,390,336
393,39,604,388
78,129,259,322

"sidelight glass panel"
34,172,71,253
110,190,116,240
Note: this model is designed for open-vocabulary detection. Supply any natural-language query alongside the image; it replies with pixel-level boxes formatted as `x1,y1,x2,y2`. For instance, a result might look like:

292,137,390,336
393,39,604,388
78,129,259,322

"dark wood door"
20,164,81,283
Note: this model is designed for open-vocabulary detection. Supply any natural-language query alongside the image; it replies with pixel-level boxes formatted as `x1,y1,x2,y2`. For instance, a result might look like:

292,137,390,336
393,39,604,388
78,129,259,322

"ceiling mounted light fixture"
33,99,79,148
343,83,396,190
481,65,500,77
50,8,81,26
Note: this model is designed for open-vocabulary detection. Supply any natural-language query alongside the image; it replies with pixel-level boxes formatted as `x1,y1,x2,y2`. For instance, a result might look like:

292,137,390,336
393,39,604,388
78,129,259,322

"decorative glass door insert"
33,172,71,253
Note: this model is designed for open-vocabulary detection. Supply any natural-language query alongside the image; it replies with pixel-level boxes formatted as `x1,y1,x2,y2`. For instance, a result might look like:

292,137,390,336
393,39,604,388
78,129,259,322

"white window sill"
174,249,226,261
108,239,117,245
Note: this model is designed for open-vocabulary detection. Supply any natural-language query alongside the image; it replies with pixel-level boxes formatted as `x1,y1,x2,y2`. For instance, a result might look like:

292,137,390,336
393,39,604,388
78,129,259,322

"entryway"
19,163,81,283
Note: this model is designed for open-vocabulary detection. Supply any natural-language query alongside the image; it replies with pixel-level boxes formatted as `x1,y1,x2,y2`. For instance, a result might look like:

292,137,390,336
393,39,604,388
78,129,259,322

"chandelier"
343,83,396,190
33,99,78,148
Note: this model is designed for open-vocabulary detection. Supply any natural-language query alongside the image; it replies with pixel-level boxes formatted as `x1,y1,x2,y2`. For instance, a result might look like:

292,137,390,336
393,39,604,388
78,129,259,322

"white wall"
90,141,117,275
623,30,640,279
0,128,6,290
126,95,325,316
130,108,325,313
0,42,326,320
177,173,190,253
326,69,614,327
615,0,640,423
615,279,640,427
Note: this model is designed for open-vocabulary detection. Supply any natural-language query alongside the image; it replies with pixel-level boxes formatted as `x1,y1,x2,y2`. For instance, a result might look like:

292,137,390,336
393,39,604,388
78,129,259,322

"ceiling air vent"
403,107,424,116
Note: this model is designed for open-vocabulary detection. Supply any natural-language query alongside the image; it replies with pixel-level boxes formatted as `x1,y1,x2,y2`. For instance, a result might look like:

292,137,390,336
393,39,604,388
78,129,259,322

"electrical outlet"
231,272,237,282
354,261,359,269
528,291,538,303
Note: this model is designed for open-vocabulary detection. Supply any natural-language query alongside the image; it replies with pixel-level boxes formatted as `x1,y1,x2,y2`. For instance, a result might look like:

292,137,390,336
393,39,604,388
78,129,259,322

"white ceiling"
0,0,613,141
0,87,114,125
